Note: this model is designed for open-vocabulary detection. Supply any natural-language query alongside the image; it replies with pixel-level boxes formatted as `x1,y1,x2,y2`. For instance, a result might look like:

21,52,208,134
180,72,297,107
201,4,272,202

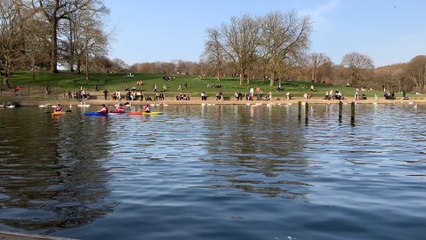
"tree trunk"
76,57,81,74
85,50,89,81
32,68,36,82
69,20,74,72
239,70,244,86
50,20,59,73
3,74,11,89
269,70,276,87
423,64,426,92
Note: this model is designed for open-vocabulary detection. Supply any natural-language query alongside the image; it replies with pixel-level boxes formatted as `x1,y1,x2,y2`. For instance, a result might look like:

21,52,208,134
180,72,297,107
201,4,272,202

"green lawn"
3,71,405,100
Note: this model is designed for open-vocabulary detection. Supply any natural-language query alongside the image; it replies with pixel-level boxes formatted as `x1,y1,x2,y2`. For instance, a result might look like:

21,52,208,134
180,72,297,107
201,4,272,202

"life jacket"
100,106,108,114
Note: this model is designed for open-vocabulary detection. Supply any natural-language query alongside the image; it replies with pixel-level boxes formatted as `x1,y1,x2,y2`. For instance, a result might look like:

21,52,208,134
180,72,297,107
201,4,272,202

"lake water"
0,103,425,240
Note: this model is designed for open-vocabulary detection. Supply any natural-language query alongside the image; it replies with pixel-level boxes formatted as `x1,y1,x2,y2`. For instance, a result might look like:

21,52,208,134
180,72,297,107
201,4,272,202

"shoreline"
1,96,424,108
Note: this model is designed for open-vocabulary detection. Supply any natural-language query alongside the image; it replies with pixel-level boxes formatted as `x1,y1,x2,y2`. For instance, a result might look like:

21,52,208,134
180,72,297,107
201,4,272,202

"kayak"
51,111,65,116
110,110,126,114
127,111,163,115
84,112,109,116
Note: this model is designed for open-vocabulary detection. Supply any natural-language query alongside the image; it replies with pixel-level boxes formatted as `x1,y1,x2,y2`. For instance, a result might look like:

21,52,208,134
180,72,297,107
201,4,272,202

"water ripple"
0,105,425,239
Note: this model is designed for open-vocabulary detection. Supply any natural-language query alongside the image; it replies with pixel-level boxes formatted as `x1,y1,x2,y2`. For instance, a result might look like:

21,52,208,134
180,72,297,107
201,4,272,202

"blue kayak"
84,112,109,116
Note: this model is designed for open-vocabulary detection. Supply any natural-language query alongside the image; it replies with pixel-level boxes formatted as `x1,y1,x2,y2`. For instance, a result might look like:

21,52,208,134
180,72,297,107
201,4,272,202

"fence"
0,86,86,99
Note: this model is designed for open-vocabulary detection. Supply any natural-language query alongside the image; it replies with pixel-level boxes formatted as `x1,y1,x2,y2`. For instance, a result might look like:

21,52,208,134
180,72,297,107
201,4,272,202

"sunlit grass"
5,71,400,99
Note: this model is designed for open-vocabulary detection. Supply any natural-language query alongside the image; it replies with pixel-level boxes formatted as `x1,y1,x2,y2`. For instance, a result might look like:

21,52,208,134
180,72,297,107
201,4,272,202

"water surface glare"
0,104,425,240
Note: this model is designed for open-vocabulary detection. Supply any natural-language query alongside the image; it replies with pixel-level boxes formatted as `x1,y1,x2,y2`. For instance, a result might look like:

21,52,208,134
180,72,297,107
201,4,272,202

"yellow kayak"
128,111,163,115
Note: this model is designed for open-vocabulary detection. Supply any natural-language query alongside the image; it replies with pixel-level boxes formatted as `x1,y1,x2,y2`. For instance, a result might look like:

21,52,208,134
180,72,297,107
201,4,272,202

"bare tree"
30,0,105,73
391,66,406,92
341,52,374,87
60,0,109,75
259,11,312,86
82,11,108,80
111,58,128,72
405,55,426,92
203,27,226,81
221,15,260,85
91,55,112,72
0,0,26,88
24,7,50,81
309,53,332,83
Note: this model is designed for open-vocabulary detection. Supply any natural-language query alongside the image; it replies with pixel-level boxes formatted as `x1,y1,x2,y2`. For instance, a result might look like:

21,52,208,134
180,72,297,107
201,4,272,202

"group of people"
324,90,344,100
246,88,273,101
215,91,224,100
67,89,91,100
234,92,243,100
103,85,165,102
96,103,151,114
176,94,190,100
384,91,396,100
207,83,222,88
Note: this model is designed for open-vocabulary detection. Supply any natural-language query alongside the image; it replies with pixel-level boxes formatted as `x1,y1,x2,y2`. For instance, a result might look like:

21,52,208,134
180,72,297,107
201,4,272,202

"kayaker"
142,103,150,113
98,104,109,114
115,103,125,112
54,103,63,112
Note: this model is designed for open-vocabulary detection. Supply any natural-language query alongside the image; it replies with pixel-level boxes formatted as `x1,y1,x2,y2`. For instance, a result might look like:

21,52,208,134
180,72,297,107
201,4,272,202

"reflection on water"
0,104,425,240
199,105,310,198
0,109,114,233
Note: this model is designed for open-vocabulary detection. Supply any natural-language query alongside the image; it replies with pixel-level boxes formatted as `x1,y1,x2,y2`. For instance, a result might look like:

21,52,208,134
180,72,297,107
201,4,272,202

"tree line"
132,11,425,93
0,0,112,88
2,4,425,93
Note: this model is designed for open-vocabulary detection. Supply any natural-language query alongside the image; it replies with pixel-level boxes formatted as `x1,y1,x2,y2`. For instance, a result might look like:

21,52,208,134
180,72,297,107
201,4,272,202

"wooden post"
305,102,309,123
339,101,343,122
298,101,302,121
351,102,355,124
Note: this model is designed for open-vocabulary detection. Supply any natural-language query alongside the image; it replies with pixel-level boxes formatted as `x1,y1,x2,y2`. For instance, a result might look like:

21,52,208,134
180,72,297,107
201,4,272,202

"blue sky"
104,0,426,67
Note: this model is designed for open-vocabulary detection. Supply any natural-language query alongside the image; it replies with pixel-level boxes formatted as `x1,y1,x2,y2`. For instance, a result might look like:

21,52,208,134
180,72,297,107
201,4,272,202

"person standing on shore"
103,89,109,100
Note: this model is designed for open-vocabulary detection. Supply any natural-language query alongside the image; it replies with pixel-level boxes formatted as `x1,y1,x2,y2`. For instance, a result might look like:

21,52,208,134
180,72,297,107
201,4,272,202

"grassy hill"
2,71,402,100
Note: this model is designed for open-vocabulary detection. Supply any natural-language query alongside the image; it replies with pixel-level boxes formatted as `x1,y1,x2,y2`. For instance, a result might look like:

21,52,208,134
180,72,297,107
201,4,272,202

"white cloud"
301,0,339,32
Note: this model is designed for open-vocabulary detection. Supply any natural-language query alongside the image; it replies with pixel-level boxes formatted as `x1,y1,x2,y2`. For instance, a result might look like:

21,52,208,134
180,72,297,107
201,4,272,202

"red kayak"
110,110,126,114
